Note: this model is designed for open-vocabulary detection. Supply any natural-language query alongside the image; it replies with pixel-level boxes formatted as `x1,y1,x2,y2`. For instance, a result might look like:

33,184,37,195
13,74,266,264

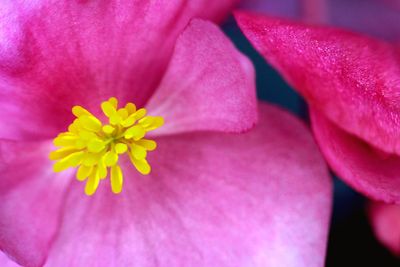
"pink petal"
146,19,257,135
0,252,21,267
368,201,400,255
310,111,400,203
235,12,400,156
44,103,331,267
0,140,72,267
0,0,237,141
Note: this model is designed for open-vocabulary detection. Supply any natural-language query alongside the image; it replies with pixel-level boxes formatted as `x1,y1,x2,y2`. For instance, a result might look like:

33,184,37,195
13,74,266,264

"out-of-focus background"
222,0,400,265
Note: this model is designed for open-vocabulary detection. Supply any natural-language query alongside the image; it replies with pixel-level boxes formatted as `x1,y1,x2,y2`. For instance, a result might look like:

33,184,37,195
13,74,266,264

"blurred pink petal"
239,0,400,40
327,0,400,40
310,111,400,203
40,103,332,267
0,0,237,141
235,13,400,157
385,0,400,9
0,140,72,267
147,19,257,136
239,0,301,19
368,202,400,255
239,0,327,23
0,252,21,267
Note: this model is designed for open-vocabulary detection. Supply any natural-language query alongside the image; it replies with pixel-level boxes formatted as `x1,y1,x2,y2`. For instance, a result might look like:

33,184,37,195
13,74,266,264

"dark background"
222,18,400,267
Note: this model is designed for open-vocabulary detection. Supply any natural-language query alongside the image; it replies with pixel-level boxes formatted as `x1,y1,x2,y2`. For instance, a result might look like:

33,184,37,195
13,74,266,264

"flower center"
49,97,164,196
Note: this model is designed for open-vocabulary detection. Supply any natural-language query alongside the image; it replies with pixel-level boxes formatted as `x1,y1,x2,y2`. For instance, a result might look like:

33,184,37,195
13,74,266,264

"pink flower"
239,0,400,40
0,1,332,267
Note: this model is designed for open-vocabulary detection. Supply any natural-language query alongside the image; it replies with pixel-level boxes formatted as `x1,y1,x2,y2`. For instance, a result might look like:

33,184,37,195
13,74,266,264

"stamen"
50,97,164,196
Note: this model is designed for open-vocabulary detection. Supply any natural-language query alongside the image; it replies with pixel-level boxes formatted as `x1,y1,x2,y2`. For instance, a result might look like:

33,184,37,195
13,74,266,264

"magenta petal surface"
42,103,331,267
368,202,400,255
0,252,21,267
0,140,71,267
310,111,400,203
146,19,257,135
0,0,237,141
235,12,400,155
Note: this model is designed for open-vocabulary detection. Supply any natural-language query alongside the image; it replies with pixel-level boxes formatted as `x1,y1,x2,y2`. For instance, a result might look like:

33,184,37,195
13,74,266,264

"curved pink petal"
310,111,400,203
43,103,331,267
235,12,400,156
368,201,400,255
0,252,21,267
0,0,238,141
0,140,72,267
146,19,257,135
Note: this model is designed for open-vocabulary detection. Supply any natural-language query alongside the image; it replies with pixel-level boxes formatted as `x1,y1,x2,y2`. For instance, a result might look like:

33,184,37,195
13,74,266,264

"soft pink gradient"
327,0,400,40
0,141,71,267
239,0,301,19
0,0,237,141
0,2,332,267
368,202,400,255
0,252,21,267
235,12,400,203
239,0,400,40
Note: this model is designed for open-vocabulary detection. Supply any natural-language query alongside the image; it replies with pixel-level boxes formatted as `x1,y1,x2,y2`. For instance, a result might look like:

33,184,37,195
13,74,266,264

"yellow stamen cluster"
49,97,164,196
